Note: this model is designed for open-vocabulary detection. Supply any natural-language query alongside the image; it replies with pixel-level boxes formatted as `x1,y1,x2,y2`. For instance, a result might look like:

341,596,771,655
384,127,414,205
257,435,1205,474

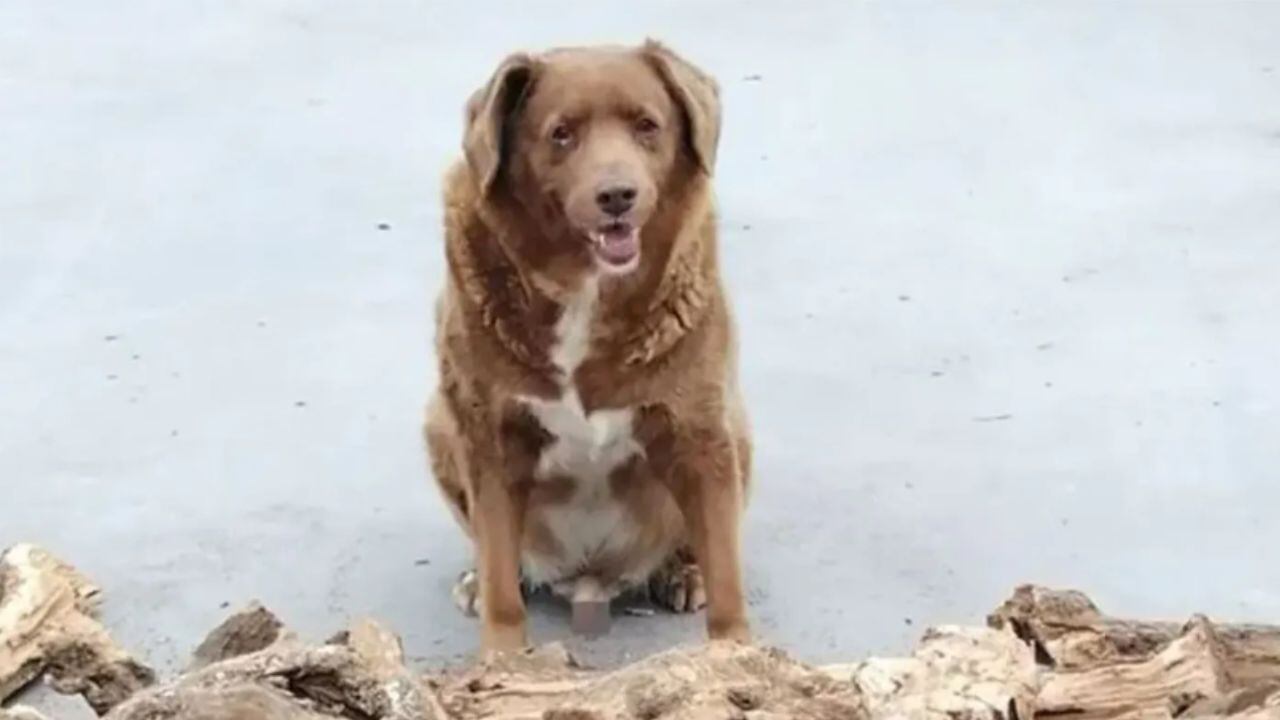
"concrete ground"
3,0,1279,706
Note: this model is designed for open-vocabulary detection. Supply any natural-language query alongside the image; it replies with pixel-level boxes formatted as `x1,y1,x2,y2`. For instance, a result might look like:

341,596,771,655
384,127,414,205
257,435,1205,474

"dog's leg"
666,425,750,643
470,473,529,653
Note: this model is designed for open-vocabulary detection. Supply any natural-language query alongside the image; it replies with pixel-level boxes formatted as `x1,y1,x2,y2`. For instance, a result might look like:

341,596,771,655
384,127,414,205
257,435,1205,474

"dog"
424,39,751,653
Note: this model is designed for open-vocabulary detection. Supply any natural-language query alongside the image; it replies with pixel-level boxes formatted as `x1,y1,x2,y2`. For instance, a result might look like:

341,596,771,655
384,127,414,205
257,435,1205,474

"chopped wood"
824,625,1037,719
0,544,153,714
105,623,433,720
431,641,865,719
344,618,406,682
989,584,1280,685
1035,615,1231,719
189,601,285,669
1,543,99,701
0,707,52,720
1182,679,1280,718
7,545,1280,720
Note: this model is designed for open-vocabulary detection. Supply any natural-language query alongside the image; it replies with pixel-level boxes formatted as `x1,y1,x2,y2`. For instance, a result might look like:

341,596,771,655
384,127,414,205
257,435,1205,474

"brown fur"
424,40,751,653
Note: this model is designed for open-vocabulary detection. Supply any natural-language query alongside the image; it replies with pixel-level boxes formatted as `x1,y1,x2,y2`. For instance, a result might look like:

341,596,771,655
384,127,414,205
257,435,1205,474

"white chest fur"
518,278,644,586
524,391,638,483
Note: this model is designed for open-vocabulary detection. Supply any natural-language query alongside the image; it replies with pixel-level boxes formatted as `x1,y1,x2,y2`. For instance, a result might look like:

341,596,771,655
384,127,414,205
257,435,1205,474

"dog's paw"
451,569,480,617
648,558,706,614
452,568,538,617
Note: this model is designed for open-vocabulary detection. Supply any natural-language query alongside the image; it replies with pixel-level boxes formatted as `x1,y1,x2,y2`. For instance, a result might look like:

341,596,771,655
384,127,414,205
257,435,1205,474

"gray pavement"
2,2,1279,708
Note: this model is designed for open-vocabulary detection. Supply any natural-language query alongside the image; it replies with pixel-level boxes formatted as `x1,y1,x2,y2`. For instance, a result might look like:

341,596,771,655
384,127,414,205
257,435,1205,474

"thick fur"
424,40,751,653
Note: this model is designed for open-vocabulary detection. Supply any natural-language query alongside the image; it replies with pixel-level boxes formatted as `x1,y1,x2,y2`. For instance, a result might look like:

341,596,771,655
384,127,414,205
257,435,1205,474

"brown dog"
424,40,751,653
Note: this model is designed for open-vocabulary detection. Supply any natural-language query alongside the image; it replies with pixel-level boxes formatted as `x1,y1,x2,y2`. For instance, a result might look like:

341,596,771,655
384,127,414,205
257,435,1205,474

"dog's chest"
520,278,640,484
517,279,644,582
523,392,638,482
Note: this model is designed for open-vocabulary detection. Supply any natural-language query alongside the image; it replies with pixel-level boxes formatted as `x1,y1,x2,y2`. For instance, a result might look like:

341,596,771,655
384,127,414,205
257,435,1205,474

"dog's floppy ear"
643,40,721,175
463,53,536,195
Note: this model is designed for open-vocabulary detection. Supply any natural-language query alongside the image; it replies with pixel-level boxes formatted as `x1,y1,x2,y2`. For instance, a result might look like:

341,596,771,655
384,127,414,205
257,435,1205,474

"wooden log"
988,584,1280,686
431,641,867,720
1181,679,1280,718
1,543,100,701
1034,615,1231,719
344,617,407,682
822,625,1037,719
0,544,154,714
105,617,433,720
8,555,1280,720
98,608,1280,720
189,602,284,669
0,707,52,720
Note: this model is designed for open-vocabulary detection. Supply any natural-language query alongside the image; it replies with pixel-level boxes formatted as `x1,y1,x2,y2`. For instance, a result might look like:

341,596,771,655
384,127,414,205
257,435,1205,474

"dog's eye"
549,123,574,147
635,116,660,136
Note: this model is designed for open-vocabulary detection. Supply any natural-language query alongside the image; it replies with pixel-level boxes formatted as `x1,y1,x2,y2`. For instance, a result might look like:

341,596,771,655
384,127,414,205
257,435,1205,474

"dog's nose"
595,184,637,216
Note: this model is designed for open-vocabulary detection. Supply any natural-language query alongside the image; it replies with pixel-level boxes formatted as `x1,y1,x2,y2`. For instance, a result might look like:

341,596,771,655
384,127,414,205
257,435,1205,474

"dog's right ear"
463,53,536,196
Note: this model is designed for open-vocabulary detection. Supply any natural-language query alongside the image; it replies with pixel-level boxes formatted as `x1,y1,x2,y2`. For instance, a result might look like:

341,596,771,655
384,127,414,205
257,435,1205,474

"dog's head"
463,41,720,277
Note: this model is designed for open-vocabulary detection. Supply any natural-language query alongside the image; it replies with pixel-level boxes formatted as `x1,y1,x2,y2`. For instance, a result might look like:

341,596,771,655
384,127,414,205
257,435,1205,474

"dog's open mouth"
588,222,640,271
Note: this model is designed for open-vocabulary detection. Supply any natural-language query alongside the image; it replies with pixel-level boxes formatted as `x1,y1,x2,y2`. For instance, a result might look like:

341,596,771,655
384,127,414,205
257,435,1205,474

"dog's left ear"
643,40,721,175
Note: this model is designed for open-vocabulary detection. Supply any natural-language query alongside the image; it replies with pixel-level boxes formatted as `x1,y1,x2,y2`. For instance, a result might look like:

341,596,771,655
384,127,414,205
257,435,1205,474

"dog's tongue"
595,225,639,265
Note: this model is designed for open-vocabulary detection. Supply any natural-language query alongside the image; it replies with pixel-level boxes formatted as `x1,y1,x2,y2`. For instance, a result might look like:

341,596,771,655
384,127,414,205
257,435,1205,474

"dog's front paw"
451,569,480,617
648,557,707,614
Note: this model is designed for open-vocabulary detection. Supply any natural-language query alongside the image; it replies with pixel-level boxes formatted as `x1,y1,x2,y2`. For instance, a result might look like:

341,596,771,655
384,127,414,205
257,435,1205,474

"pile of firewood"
2,543,1278,719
